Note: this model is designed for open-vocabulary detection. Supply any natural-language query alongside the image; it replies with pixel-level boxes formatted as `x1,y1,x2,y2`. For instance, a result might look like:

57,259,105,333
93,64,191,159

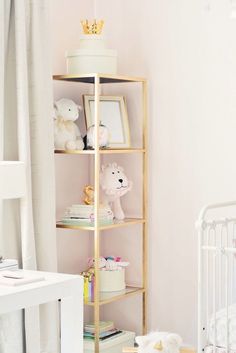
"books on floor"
84,321,123,341
61,204,114,226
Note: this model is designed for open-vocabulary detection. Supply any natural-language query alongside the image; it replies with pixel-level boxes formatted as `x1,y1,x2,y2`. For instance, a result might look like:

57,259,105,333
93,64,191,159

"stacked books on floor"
84,321,123,341
61,204,114,226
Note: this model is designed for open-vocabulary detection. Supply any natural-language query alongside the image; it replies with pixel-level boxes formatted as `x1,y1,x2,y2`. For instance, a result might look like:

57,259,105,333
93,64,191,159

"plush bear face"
54,98,80,122
100,163,130,196
136,332,182,353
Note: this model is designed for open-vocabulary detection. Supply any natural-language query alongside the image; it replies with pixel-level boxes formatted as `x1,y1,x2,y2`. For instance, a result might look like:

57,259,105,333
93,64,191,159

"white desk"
0,270,83,353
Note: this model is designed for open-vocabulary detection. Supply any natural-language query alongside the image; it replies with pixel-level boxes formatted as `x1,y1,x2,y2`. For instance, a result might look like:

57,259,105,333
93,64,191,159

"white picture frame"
83,95,131,148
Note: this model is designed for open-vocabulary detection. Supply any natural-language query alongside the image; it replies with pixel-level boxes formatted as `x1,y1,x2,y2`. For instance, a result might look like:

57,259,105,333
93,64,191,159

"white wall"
52,0,236,345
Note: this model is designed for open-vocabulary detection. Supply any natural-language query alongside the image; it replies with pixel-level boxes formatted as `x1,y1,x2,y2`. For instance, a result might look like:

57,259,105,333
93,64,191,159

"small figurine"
83,185,94,205
87,122,109,149
87,256,129,271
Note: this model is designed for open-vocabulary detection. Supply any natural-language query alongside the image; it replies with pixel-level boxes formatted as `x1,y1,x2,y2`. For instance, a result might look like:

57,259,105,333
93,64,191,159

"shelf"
56,218,145,231
54,148,145,155
85,286,145,306
53,73,146,84
55,149,94,155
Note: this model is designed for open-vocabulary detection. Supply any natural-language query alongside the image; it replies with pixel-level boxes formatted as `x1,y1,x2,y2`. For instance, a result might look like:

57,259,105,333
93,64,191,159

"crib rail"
197,201,236,353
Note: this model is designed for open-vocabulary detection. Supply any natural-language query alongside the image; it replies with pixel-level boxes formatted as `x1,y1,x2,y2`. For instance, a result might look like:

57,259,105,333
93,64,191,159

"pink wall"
52,0,236,346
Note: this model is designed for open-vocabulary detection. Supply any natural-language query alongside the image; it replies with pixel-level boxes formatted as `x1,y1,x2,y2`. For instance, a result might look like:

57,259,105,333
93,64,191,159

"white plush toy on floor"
100,163,132,220
135,332,182,353
54,98,84,150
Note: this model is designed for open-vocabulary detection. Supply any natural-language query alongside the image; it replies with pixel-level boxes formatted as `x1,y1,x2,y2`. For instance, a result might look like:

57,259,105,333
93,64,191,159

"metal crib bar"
202,246,236,253
206,227,210,344
225,222,229,353
212,227,217,353
198,224,204,353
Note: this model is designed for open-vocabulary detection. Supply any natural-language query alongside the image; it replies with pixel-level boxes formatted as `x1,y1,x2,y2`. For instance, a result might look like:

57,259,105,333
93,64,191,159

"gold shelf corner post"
94,74,101,352
142,80,148,335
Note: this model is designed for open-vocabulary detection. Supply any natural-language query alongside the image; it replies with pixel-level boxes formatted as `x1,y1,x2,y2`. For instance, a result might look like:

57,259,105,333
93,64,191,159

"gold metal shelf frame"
53,73,148,352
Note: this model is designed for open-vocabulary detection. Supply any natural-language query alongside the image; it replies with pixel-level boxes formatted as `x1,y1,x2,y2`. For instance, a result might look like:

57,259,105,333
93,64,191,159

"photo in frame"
83,95,131,148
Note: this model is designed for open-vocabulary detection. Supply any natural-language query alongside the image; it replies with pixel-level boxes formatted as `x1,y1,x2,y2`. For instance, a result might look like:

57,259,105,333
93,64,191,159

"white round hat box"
66,49,117,75
66,34,117,75
99,268,125,292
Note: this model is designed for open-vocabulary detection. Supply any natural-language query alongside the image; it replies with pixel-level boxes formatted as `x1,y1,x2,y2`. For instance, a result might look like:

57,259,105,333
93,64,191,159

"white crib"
197,201,236,353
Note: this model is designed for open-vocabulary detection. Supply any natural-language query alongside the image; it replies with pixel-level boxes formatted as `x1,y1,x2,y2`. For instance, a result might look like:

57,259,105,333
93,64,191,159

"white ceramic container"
99,268,125,292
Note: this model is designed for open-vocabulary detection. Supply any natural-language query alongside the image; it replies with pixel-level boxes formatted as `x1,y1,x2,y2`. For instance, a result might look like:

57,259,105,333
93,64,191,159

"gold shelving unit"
53,73,148,353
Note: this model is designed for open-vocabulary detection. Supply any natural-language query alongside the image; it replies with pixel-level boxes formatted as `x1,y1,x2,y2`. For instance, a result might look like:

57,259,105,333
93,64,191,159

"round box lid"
65,49,117,58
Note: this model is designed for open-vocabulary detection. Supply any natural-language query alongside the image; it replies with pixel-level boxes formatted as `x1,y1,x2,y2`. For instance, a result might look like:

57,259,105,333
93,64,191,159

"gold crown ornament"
81,19,104,35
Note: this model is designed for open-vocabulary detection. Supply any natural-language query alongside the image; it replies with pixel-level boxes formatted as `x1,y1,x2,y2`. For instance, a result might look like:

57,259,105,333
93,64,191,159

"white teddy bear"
135,332,182,353
100,163,132,220
54,98,84,150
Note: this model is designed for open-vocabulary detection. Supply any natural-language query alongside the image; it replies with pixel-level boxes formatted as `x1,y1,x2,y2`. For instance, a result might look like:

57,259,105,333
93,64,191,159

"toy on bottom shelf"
123,332,183,353
54,98,84,150
81,256,130,296
100,163,133,220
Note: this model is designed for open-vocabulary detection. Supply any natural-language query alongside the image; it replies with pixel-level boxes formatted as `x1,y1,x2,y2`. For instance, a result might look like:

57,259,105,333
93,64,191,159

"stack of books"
61,204,114,226
84,321,123,341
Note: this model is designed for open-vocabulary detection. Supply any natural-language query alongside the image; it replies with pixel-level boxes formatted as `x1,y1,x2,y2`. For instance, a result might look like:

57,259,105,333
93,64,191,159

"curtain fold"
1,1,58,352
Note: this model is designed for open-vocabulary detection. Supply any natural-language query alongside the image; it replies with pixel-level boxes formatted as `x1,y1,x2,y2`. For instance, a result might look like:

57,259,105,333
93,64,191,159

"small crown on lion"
81,19,104,35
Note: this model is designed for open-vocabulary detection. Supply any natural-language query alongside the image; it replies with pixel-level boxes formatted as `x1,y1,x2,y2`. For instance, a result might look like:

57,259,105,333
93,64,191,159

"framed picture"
83,95,131,148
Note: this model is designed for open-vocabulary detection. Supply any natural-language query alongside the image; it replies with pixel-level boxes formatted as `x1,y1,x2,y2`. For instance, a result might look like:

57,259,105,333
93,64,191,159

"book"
84,328,123,341
61,217,113,226
0,271,45,286
85,321,114,334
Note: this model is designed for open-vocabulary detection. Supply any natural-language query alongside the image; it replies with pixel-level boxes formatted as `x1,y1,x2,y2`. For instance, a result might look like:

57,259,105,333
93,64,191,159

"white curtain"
0,1,58,352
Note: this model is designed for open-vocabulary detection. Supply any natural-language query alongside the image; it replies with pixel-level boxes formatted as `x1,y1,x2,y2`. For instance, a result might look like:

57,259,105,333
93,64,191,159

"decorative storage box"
84,330,135,353
99,269,125,292
66,35,117,75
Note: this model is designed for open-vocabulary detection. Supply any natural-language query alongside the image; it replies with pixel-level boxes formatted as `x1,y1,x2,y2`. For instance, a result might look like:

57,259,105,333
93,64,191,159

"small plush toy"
87,257,107,269
88,256,129,271
87,122,109,149
135,332,182,353
54,98,84,150
100,163,132,220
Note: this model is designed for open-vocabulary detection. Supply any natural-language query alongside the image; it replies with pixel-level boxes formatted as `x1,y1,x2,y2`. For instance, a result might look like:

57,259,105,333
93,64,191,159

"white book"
0,271,45,286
